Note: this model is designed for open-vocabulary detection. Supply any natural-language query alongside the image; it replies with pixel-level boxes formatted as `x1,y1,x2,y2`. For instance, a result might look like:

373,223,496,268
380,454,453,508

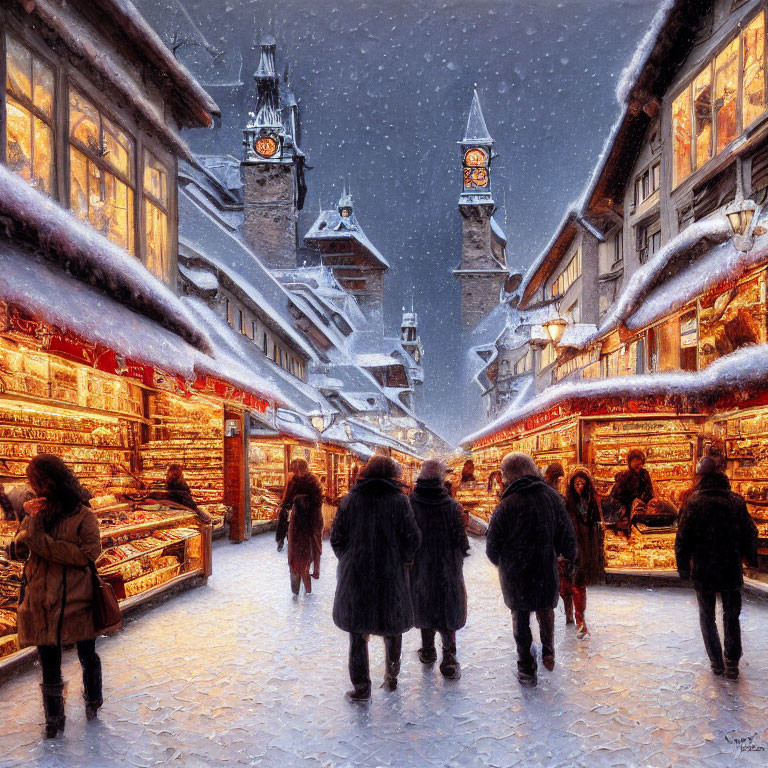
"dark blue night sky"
136,0,657,440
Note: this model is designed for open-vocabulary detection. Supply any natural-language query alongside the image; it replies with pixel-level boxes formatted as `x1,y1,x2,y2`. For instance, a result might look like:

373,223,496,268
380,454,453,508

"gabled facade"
303,190,389,324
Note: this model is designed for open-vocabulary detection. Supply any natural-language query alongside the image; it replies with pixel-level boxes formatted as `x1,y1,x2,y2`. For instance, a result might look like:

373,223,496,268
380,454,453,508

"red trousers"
559,575,587,625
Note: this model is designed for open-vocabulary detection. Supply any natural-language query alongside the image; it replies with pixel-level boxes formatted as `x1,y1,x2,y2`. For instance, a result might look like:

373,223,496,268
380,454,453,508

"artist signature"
725,734,766,754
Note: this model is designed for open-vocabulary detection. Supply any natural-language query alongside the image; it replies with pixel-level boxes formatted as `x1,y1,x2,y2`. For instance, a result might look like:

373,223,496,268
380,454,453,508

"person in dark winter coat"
486,453,577,686
287,488,323,596
608,449,654,537
409,459,470,680
560,468,604,638
675,457,758,679
330,455,421,701
10,455,102,738
276,460,323,552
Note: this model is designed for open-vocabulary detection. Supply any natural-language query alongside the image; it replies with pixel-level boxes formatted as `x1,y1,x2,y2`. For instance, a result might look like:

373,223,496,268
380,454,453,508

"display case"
140,392,226,531
0,501,211,667
584,417,700,504
712,406,768,581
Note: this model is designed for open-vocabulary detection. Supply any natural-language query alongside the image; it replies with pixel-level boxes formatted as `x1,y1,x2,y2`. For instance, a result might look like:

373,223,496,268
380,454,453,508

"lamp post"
541,302,568,345
727,156,758,252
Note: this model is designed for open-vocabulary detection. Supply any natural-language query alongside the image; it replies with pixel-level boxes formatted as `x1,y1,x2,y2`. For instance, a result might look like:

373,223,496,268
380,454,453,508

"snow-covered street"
1,534,767,768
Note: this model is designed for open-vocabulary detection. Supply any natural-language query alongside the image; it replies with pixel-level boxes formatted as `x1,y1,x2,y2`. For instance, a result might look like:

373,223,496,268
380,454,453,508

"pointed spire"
462,88,493,144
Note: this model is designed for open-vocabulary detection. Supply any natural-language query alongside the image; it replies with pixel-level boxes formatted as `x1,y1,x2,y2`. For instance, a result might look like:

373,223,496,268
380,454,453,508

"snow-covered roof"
182,298,331,414
461,342,768,448
355,353,401,368
178,264,219,292
519,209,604,307
0,244,295,409
0,165,211,353
616,0,676,105
462,89,493,144
0,245,198,378
558,323,599,349
100,0,220,123
491,215,507,243
304,206,390,268
574,213,733,350
276,410,321,443
177,181,318,361
29,0,197,162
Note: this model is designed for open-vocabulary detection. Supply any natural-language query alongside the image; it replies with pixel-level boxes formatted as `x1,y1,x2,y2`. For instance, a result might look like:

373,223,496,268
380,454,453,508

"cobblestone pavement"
1,534,768,767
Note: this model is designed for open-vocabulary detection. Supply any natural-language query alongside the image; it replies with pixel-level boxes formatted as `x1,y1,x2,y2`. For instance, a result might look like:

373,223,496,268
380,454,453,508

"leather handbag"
89,562,122,634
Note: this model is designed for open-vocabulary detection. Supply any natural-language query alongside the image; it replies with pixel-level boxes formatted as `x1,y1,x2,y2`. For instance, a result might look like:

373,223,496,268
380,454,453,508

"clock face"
464,147,488,167
254,136,278,158
464,167,489,189
340,207,352,218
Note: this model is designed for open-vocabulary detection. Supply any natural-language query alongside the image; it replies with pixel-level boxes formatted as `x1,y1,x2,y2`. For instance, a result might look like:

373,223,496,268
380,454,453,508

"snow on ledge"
461,343,768,448
0,165,211,353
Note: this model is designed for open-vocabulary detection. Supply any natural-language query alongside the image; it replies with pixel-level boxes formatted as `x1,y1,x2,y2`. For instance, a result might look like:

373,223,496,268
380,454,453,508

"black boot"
418,629,437,664
83,655,103,720
40,683,65,738
439,632,461,680
383,635,401,691
347,633,371,702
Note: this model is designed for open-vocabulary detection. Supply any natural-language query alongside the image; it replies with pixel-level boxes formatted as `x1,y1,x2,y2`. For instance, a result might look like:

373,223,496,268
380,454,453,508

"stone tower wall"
242,162,297,268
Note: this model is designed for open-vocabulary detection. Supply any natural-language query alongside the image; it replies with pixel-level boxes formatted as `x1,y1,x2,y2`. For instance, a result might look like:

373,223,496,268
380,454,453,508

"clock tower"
453,89,507,331
241,38,305,268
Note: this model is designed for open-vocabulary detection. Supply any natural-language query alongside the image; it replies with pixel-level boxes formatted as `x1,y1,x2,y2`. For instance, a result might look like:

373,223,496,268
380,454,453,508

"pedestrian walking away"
8,455,103,738
560,467,605,639
276,460,323,554
486,452,577,687
409,459,470,680
675,456,758,679
330,455,421,701
287,489,323,597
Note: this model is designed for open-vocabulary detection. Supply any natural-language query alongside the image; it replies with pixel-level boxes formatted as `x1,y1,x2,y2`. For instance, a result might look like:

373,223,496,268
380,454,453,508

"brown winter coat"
12,505,101,648
288,493,323,575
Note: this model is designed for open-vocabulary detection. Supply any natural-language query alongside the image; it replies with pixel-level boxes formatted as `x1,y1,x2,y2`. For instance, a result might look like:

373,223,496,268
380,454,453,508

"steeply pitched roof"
462,89,493,144
304,207,390,269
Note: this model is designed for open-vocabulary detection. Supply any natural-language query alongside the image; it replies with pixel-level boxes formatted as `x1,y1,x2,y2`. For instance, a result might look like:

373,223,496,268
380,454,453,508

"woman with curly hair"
560,467,605,639
11,455,102,738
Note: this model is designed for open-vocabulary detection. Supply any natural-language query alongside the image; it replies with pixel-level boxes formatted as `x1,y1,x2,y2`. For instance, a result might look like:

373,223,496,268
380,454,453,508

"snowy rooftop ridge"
304,208,390,268
461,342,768,448
0,165,212,353
615,0,676,105
30,0,196,163
102,0,220,122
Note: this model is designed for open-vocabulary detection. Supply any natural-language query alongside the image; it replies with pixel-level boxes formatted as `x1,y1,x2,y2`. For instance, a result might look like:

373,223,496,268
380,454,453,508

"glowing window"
5,35,55,194
69,90,135,254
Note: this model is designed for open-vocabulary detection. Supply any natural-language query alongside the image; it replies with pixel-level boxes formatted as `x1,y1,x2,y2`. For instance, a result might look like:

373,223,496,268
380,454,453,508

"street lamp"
541,302,567,345
543,316,568,344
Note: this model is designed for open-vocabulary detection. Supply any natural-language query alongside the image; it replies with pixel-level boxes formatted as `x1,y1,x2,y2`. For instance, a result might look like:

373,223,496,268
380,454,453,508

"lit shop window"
540,342,557,369
5,36,55,194
144,151,170,281
673,12,766,187
551,250,581,297
69,90,135,254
